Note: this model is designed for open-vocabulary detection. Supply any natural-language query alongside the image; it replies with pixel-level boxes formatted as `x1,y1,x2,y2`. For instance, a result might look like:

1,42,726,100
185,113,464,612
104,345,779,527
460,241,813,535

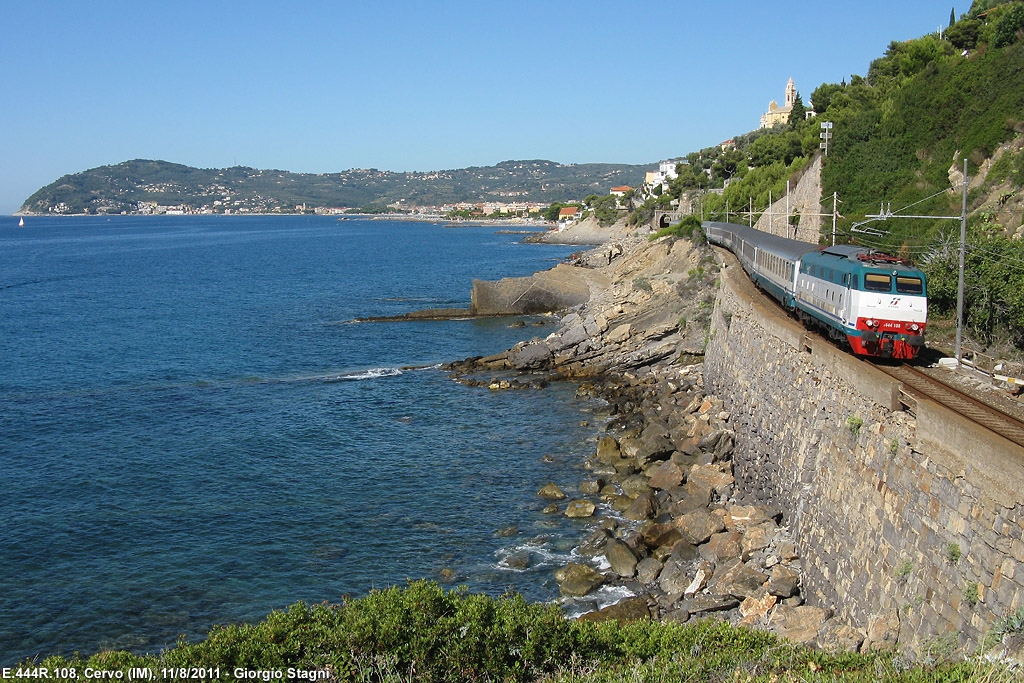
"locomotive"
703,221,928,360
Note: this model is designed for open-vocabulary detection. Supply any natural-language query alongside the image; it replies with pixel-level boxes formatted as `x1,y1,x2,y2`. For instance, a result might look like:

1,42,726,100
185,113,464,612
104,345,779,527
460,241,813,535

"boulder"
647,461,685,490
688,464,735,498
681,593,739,615
595,436,621,464
766,565,800,598
502,550,532,571
538,483,567,500
657,557,691,600
604,539,638,578
625,491,657,521
707,559,768,599
577,596,651,624
565,499,596,518
642,523,682,550
555,563,605,597
636,557,663,584
578,479,602,495
769,605,830,646
578,529,610,557
684,561,714,596
739,593,778,627
724,505,777,531
674,508,726,545
620,474,652,499
816,620,865,653
508,342,553,370
741,524,774,556
700,530,744,563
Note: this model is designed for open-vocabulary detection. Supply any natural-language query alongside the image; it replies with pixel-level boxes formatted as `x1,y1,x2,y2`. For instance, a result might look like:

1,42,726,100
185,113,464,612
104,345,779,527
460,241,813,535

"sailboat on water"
18,217,24,227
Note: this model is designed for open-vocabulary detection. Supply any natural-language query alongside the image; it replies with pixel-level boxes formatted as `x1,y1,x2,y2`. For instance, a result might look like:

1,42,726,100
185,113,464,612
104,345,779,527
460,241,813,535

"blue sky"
3,0,958,214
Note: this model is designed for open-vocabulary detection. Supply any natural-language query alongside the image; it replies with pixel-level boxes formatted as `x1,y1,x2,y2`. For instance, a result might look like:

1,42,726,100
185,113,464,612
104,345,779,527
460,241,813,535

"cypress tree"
950,6,956,27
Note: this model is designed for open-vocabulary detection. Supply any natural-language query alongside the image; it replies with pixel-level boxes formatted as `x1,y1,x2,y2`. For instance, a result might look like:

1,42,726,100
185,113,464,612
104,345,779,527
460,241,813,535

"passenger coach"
703,221,928,360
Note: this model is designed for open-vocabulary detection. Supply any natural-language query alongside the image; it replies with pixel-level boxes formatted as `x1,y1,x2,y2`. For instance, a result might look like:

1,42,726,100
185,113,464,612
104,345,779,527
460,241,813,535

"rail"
873,363,1024,449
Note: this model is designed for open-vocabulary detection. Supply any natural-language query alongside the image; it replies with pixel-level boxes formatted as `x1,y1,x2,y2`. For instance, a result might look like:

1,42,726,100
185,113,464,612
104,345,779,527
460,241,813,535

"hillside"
18,159,649,215
639,0,1024,353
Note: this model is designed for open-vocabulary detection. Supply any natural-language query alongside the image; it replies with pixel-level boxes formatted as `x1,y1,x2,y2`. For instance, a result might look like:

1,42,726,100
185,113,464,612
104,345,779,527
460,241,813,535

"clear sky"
2,0,959,214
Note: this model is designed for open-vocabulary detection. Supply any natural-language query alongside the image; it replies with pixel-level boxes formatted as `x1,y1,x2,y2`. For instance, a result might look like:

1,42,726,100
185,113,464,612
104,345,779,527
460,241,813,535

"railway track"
875,363,1024,449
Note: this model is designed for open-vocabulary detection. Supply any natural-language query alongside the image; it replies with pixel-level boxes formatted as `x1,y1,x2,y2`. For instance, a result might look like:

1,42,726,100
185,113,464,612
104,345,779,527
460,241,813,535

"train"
703,221,928,360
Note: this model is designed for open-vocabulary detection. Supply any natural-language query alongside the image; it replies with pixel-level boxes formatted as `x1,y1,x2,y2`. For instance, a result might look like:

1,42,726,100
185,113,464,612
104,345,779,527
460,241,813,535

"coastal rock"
625,491,657,521
578,529,610,557
642,522,682,550
687,464,735,498
578,479,603,495
606,323,632,344
673,508,726,545
577,596,651,624
741,524,774,556
724,505,777,531
620,474,652,499
636,557,663,584
555,563,606,597
739,593,777,627
564,499,597,518
681,593,739,615
647,461,685,490
699,530,744,563
766,565,800,598
538,483,567,500
816,620,865,653
684,561,714,596
604,538,639,578
769,605,831,646
595,435,620,460
657,557,692,600
509,342,552,370
707,558,768,599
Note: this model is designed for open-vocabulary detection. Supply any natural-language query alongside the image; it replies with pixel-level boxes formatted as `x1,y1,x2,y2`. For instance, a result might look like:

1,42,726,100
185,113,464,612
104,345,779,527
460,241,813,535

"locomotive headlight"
866,319,876,327
909,323,920,332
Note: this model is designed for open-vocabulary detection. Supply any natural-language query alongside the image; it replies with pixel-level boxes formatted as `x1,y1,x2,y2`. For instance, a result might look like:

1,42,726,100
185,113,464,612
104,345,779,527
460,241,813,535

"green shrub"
847,416,864,436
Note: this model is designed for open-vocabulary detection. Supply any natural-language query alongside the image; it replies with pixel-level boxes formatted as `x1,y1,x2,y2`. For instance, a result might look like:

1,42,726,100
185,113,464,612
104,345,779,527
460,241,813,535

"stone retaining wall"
704,250,1024,653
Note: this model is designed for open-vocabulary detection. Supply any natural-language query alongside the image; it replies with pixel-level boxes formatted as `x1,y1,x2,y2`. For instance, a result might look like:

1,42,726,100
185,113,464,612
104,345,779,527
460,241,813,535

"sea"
0,215,615,663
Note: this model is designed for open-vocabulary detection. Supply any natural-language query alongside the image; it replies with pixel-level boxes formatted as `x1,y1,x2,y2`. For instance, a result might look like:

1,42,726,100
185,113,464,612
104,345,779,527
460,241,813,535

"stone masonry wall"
704,252,1024,653
753,153,823,244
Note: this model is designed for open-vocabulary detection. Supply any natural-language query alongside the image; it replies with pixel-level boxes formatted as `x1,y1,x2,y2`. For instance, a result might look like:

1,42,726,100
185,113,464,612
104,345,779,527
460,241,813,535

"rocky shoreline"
441,231,892,653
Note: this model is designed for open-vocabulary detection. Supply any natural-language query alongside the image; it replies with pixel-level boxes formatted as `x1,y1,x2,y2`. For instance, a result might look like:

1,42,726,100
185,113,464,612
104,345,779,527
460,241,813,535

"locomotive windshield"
864,273,892,291
896,276,924,294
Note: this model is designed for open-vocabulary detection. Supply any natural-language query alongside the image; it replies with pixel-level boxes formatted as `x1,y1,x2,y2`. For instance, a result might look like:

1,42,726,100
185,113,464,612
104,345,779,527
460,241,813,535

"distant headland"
16,158,649,217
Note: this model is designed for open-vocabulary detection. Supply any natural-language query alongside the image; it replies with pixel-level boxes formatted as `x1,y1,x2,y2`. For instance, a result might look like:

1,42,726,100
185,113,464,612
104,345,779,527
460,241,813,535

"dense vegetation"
25,581,1019,682
19,159,648,215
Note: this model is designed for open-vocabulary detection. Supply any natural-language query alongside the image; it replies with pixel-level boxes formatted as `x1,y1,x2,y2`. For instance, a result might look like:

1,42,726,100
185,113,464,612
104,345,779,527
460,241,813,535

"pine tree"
789,93,807,128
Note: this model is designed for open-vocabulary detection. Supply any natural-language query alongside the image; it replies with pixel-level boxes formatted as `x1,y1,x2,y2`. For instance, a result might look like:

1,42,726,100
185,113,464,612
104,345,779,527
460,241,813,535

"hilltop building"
760,78,796,128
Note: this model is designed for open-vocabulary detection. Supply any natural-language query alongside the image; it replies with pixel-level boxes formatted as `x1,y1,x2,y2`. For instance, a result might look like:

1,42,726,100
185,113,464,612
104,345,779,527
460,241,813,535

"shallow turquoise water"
0,216,600,661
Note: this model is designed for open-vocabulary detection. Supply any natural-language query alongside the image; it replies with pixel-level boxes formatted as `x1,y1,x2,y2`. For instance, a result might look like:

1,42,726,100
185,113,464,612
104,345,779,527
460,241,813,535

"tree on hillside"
992,2,1024,47
951,6,957,28
789,93,807,129
810,82,843,114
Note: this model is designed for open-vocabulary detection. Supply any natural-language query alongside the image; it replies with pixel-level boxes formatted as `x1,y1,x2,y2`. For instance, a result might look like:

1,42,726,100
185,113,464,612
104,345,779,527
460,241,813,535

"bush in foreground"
27,581,1020,681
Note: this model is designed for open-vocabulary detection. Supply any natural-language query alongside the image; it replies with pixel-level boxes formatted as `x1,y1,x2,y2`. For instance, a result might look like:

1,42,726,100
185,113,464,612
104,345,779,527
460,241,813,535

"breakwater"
705,248,1024,653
